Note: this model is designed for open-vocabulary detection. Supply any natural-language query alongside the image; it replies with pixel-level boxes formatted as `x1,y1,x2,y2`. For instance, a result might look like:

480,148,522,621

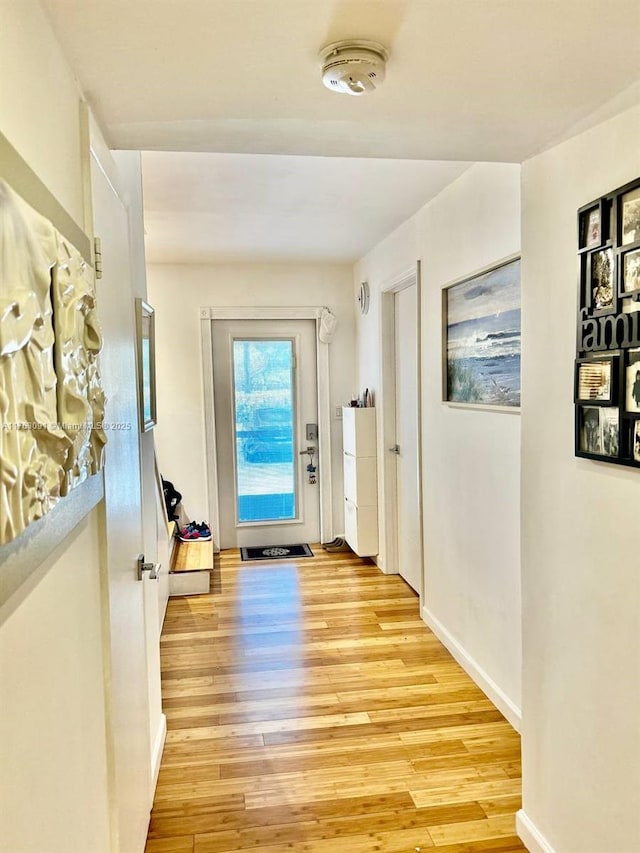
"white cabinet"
342,407,378,557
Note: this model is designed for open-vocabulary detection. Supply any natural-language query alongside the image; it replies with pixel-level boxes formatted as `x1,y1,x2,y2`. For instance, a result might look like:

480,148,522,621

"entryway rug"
240,544,314,562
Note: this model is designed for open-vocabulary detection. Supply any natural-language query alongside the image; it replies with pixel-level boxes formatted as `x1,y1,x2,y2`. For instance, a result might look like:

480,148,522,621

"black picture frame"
618,246,640,300
578,199,604,252
631,419,640,465
618,179,640,248
575,405,621,460
624,348,640,414
574,355,617,405
587,246,617,316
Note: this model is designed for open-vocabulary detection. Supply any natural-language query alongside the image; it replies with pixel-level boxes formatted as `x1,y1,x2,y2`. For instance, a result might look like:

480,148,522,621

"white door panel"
212,320,319,549
395,285,421,593
92,157,152,852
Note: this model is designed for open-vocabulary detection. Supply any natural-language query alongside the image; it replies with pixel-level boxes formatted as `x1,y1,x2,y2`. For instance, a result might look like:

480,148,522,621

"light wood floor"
146,547,526,853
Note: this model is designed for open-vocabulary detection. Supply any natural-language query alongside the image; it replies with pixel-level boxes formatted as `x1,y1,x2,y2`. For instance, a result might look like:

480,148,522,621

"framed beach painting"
443,255,521,408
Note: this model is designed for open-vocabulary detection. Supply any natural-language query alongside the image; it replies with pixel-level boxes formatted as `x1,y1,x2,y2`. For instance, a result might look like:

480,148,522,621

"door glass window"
232,339,296,523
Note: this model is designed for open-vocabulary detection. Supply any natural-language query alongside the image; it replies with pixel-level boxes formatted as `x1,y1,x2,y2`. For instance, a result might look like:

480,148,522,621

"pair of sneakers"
178,521,212,542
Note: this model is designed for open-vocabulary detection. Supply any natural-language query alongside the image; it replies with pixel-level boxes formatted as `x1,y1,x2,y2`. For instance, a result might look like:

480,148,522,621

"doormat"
240,544,314,562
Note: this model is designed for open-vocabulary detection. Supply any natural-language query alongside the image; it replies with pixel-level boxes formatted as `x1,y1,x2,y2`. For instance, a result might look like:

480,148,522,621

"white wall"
0,0,85,226
418,165,522,723
147,262,355,536
0,3,113,852
354,163,522,725
519,104,640,853
0,514,111,853
0,4,163,850
355,217,420,397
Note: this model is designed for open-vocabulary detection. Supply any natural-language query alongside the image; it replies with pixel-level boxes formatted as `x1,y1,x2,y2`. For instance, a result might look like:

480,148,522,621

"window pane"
233,340,295,522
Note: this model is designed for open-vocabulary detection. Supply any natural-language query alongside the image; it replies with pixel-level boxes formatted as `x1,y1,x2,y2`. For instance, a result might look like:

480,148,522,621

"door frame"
379,264,425,599
201,307,333,548
90,135,157,851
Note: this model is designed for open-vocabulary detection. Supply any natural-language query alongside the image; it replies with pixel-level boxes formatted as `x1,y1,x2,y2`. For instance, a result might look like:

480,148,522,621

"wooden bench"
168,523,215,596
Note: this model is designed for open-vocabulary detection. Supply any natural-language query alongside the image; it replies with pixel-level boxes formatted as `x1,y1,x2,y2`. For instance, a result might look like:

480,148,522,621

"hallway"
146,549,525,853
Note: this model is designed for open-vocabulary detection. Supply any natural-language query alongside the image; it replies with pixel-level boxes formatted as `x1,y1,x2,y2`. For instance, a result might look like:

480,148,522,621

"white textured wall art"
53,236,107,493
0,179,105,546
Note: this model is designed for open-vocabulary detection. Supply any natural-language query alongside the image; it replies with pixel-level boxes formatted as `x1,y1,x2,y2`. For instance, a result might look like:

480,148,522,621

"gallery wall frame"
587,247,617,316
442,254,521,411
625,348,640,414
574,355,619,406
619,182,640,247
633,419,640,463
619,246,640,298
578,198,606,252
135,298,157,431
575,175,640,468
576,405,621,459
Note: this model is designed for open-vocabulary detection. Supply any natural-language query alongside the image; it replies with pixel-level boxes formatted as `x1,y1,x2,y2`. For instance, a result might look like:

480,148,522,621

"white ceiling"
141,152,470,263
41,0,640,161
40,0,640,263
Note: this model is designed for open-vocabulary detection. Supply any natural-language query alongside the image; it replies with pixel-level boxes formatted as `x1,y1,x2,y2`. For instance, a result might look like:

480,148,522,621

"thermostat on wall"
358,281,370,315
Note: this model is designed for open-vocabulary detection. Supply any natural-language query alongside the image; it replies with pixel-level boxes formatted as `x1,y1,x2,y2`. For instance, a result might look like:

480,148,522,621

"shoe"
322,537,342,550
195,521,212,541
177,521,213,542
177,522,200,542
325,538,351,553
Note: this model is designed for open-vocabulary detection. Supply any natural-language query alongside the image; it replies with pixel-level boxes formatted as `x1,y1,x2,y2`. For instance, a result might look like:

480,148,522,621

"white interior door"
212,319,319,549
91,155,153,852
394,284,422,593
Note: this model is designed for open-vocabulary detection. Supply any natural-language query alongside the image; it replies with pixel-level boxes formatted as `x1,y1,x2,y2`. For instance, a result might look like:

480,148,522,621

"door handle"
388,444,400,454
137,554,161,581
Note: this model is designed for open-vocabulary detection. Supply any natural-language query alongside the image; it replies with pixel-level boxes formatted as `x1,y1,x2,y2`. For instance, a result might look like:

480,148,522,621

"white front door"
394,283,422,593
212,319,319,549
91,154,153,852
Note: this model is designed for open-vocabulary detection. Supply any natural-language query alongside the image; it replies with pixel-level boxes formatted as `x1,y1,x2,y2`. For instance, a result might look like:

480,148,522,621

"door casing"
90,142,156,853
379,264,425,600
201,307,333,548
211,324,318,548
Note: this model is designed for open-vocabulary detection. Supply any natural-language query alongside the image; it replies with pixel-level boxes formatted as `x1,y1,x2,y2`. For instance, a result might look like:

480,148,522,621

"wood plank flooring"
146,547,526,853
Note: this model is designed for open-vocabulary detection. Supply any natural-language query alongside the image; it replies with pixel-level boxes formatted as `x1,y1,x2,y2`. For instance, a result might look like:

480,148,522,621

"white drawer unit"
342,407,378,557
343,453,377,505
342,406,377,457
344,498,378,558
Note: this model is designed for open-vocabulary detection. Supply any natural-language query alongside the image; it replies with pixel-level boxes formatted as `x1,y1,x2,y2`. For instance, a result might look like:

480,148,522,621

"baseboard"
372,553,397,574
150,712,167,795
516,810,557,853
421,604,522,732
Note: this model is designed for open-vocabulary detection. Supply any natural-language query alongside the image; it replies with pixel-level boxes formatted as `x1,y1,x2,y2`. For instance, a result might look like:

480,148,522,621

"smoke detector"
319,40,389,96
